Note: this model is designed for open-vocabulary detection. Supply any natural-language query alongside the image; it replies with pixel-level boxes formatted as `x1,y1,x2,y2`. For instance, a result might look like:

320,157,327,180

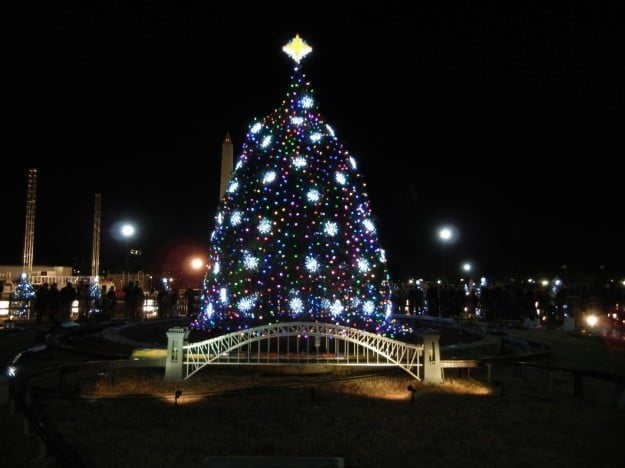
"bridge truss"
182,322,425,380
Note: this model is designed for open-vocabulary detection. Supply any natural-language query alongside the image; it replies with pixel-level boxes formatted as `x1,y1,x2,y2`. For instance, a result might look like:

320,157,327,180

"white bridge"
165,322,443,383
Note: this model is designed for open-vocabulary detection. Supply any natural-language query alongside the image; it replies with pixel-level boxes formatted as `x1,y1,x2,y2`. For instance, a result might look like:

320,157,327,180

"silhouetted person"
123,281,134,318
59,282,77,321
34,283,49,324
134,281,144,320
106,286,117,318
48,283,60,322
77,284,90,321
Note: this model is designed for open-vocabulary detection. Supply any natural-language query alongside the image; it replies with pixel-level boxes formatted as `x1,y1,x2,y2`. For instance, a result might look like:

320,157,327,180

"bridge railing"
164,322,443,383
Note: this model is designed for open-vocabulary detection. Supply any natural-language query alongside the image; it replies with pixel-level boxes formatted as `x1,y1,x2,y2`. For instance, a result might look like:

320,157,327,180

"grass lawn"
38,366,625,467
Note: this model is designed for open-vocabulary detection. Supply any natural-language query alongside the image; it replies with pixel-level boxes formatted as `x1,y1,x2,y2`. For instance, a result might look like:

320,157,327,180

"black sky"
1,3,622,280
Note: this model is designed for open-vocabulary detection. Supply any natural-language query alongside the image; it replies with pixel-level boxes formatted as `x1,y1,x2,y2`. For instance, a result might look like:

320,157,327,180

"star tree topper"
282,34,312,64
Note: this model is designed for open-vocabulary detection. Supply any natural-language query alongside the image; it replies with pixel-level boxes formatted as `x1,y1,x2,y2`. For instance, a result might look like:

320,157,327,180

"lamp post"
121,224,135,275
437,226,455,282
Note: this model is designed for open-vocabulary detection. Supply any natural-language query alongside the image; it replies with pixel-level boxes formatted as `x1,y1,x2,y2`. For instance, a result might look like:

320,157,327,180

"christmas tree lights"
195,35,400,336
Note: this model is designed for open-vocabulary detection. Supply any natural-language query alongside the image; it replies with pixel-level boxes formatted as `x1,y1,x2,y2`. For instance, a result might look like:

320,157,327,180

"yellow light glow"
585,314,598,327
282,34,312,64
191,258,204,270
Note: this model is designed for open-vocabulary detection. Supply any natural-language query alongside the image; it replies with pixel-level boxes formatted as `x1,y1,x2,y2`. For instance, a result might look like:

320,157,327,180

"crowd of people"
391,277,625,324
23,280,198,324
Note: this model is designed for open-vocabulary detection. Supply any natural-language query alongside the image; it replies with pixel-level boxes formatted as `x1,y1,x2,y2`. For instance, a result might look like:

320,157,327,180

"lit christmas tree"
195,35,399,335
13,273,36,301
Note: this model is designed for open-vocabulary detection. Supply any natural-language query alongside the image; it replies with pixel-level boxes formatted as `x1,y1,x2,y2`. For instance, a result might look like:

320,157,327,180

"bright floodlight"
121,224,135,238
585,315,598,327
541,280,549,287
462,263,472,272
439,227,453,241
191,258,204,270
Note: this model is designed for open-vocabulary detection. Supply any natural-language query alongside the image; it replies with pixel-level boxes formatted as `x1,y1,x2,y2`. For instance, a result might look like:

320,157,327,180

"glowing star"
237,295,256,312
330,299,344,316
258,218,272,234
325,124,335,137
213,261,220,276
261,135,272,148
357,258,371,273
363,301,375,315
310,132,322,143
262,171,277,184
289,297,304,314
292,156,307,168
291,116,304,125
307,189,320,202
282,34,313,64
349,156,357,169
206,302,214,318
243,252,259,270
305,256,319,273
363,219,375,232
324,221,338,236
230,211,242,226
220,288,228,303
335,172,347,185
228,181,239,193
301,95,314,108
250,122,262,134
216,212,224,225
379,249,387,263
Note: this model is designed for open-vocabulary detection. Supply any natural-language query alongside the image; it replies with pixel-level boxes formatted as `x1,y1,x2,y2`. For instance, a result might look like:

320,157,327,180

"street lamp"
190,258,204,271
437,225,456,282
121,223,135,273
462,262,472,273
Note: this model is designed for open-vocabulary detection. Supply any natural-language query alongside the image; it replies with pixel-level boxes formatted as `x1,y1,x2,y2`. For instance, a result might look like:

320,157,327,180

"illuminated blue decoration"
310,132,322,143
335,172,347,185
324,221,338,236
228,181,239,193
301,95,314,108
261,135,272,148
357,258,371,273
307,189,320,202
237,295,256,313
230,211,242,226
243,252,259,270
258,218,272,234
330,300,344,316
289,297,304,314
292,156,307,168
363,219,375,232
262,170,277,184
194,36,399,337
305,256,319,273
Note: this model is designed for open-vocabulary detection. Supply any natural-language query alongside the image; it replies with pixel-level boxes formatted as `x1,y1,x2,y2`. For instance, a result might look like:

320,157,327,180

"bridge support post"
164,327,189,381
422,334,443,384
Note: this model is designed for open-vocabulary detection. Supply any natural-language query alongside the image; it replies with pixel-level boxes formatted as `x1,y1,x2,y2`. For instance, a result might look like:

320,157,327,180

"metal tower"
219,132,233,201
22,168,37,276
91,193,102,277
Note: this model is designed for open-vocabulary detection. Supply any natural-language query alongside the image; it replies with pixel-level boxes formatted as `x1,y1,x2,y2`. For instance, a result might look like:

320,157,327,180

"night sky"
1,4,622,280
